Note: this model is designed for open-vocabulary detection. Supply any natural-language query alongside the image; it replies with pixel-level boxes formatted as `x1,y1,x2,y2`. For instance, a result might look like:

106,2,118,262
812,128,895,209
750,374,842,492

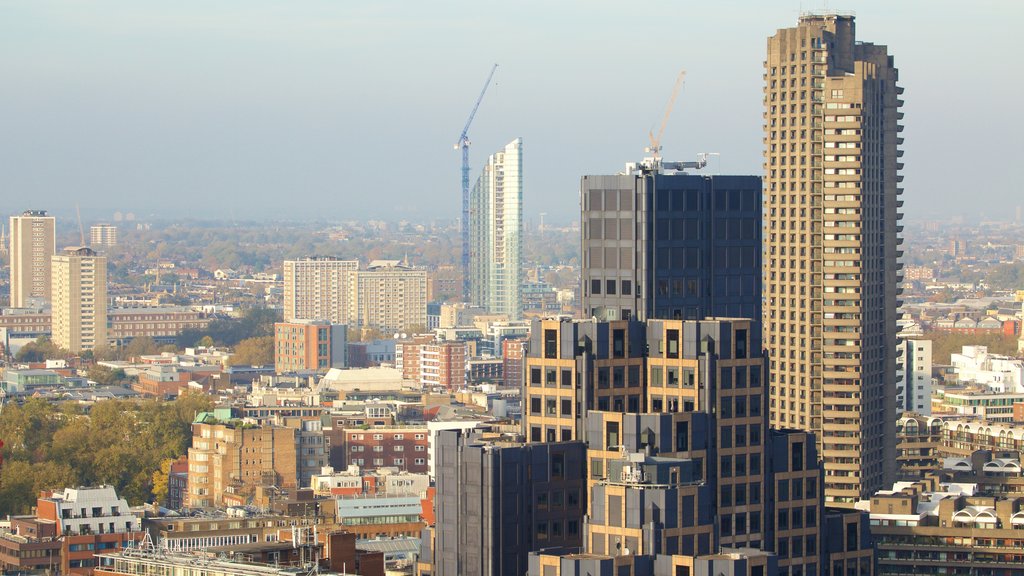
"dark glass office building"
581,165,761,322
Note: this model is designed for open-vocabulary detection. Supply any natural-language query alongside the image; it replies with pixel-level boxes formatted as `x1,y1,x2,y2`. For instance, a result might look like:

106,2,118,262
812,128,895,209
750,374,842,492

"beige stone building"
51,247,107,353
187,419,299,509
763,13,904,506
9,210,55,308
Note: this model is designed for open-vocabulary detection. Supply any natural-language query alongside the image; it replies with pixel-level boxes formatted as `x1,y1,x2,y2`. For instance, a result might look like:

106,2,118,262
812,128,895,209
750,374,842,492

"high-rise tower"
581,161,761,323
469,138,523,320
10,210,56,308
282,257,359,323
763,13,903,505
51,246,108,353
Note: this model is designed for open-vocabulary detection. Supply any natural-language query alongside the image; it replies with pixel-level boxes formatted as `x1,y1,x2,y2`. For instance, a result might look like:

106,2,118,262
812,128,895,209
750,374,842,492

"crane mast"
455,63,498,301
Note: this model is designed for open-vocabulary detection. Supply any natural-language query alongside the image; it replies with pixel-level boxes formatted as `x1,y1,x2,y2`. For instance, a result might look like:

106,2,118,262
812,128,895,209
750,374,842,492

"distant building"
419,340,467,390
469,138,524,320
89,224,118,247
898,338,933,415
501,338,526,388
282,257,358,323
349,261,428,334
337,426,429,474
951,345,1024,392
51,247,107,353
274,320,347,373
10,210,56,308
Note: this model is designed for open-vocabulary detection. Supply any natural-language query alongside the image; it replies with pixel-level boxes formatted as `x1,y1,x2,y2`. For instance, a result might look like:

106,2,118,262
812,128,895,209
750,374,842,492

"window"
591,279,601,295
544,329,558,359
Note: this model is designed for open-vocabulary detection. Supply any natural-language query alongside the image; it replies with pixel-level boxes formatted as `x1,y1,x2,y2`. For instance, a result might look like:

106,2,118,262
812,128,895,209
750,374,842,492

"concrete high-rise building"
89,223,118,247
581,163,761,322
469,138,523,320
349,260,428,334
763,13,903,505
9,210,56,308
282,257,358,323
51,247,107,353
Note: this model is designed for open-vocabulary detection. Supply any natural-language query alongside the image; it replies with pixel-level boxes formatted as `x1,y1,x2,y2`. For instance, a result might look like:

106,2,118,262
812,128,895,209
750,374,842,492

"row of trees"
923,331,1020,364
0,393,212,515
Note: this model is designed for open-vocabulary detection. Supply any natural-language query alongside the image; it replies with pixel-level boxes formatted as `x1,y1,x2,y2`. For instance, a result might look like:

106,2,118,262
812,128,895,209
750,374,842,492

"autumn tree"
228,336,274,366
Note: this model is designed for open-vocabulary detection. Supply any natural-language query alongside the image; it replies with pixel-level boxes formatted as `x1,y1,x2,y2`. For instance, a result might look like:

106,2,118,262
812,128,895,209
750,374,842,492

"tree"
198,336,215,348
87,365,127,386
151,458,175,505
228,336,274,366
14,337,65,362
124,336,160,359
923,331,1020,364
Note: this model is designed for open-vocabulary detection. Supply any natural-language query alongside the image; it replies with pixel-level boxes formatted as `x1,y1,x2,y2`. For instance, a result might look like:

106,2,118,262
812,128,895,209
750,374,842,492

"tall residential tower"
51,246,108,353
9,210,56,308
469,138,523,319
763,13,903,505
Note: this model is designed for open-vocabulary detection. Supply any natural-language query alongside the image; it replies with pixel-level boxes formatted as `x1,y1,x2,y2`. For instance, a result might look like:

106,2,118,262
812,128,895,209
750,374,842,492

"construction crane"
455,63,498,301
646,69,687,161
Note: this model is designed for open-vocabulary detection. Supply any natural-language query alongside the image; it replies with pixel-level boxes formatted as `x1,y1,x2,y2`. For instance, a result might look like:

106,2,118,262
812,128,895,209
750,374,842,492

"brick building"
338,426,429,474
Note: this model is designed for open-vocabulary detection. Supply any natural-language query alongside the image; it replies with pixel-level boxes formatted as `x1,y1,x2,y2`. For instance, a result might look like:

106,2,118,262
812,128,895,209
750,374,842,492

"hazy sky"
1,1,1019,225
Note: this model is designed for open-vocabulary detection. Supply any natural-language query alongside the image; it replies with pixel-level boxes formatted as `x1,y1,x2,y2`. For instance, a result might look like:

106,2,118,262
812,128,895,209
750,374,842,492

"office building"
51,247,108,353
469,138,523,320
274,320,347,373
433,429,586,576
89,224,118,247
581,165,761,322
349,261,428,334
282,257,358,323
763,13,904,505
10,209,56,307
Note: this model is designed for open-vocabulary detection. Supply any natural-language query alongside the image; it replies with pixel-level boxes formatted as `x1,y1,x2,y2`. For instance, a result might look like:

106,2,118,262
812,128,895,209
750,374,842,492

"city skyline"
0,1,1018,224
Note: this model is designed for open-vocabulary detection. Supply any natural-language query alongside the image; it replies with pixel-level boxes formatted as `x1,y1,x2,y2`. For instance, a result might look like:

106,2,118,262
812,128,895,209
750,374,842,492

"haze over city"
1,0,1018,224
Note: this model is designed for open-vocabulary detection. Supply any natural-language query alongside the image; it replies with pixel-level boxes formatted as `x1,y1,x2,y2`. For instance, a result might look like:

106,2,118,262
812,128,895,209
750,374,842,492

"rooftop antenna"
76,204,85,246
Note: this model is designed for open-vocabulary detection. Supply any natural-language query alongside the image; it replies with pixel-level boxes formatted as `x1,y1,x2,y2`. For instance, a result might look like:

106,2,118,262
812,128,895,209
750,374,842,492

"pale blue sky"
0,1,1018,224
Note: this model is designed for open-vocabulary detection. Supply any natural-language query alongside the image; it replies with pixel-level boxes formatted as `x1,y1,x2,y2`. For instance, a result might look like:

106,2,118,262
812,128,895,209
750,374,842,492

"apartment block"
419,340,467,390
51,247,108,353
282,257,358,323
187,418,300,509
35,486,143,576
89,224,118,248
469,138,523,320
274,320,347,373
763,12,903,506
10,210,55,308
349,261,428,334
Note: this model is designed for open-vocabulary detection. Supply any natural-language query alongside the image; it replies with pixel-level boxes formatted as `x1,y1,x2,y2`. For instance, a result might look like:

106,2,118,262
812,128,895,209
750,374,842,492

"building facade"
10,209,56,308
348,261,428,334
274,320,347,373
186,419,299,509
898,338,933,415
51,247,108,353
89,224,118,247
469,138,524,320
581,168,761,323
433,429,586,576
282,257,358,323
763,13,904,506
